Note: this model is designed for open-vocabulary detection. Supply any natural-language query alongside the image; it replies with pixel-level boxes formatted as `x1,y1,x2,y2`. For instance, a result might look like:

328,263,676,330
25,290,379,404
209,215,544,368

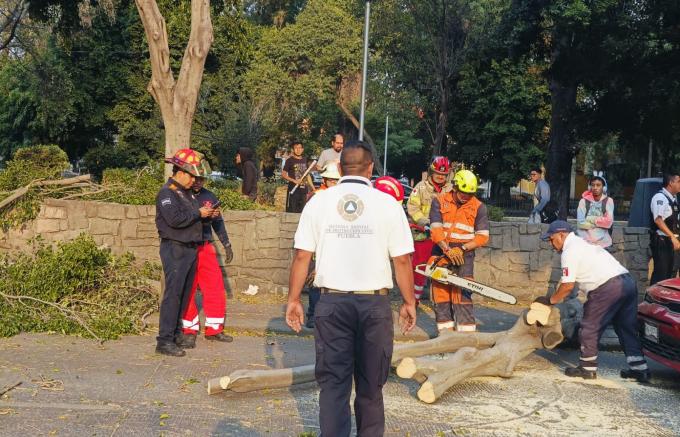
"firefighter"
155,148,214,357
176,170,235,349
429,169,489,333
406,157,453,302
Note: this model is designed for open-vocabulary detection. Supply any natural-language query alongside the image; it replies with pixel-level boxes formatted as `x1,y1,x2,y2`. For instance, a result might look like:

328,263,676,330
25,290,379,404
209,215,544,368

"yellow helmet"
453,170,478,194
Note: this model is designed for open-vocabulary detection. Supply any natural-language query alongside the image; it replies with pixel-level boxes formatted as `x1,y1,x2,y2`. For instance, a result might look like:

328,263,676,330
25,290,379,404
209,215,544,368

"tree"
134,0,213,177
0,0,27,51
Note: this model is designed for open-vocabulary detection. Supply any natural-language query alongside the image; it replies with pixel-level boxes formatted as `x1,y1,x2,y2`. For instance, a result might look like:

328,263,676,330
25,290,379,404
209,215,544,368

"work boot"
620,368,651,383
155,342,186,357
175,333,197,349
564,366,596,379
205,332,233,343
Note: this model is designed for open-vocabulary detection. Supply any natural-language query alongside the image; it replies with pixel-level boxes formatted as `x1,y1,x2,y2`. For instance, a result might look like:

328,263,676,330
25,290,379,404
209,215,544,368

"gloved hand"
533,295,552,306
224,244,234,264
446,247,465,265
416,218,430,228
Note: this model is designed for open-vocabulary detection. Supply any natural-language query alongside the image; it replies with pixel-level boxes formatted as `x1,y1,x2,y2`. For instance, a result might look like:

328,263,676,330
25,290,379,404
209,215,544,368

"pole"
383,114,389,174
358,1,371,141
647,139,652,178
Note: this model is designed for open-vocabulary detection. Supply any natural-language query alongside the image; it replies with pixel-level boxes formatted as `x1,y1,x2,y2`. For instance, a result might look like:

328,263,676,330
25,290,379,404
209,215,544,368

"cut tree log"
207,307,563,401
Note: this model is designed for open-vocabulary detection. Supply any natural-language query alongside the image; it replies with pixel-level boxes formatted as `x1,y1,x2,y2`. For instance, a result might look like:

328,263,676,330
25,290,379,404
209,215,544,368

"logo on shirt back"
337,194,364,222
562,267,569,277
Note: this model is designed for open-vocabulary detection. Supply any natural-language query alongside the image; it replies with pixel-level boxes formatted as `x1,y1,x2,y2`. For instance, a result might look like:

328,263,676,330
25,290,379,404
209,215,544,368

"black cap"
540,220,572,241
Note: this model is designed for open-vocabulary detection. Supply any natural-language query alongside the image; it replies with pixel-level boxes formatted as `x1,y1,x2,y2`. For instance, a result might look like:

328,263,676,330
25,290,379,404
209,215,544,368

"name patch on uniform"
657,200,664,205
161,198,172,207
337,194,364,222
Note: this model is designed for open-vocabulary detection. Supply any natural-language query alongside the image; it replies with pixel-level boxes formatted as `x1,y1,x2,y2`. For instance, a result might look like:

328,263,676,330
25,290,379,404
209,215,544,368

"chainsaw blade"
422,265,517,305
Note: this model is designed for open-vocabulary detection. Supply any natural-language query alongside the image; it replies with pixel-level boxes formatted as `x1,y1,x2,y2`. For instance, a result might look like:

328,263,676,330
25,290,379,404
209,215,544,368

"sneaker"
305,318,315,329
205,333,234,343
620,368,651,383
175,333,197,349
564,366,596,379
155,342,186,357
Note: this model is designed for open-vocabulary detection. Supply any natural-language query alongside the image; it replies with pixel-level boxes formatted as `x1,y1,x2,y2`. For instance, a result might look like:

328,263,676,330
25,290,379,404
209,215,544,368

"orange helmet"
374,176,405,204
430,156,451,175
164,148,210,177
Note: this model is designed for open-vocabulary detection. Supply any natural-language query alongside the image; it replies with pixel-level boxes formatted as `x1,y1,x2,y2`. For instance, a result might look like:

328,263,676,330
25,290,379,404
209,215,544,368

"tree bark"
134,0,213,178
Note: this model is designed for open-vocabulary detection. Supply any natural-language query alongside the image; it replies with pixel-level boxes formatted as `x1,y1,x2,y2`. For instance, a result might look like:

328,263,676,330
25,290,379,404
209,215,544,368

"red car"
638,278,680,372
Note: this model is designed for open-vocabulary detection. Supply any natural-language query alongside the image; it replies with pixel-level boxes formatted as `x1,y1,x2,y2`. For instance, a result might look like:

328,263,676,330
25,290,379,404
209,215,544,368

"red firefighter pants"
412,239,434,300
181,242,226,336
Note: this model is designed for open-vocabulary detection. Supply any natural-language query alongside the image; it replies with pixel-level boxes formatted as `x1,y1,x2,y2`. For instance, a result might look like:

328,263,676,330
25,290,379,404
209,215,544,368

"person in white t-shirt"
285,140,416,437
315,133,344,171
536,220,650,383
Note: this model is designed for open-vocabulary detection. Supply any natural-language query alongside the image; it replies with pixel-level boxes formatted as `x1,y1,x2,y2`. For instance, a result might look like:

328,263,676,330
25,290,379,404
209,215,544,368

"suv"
638,278,680,372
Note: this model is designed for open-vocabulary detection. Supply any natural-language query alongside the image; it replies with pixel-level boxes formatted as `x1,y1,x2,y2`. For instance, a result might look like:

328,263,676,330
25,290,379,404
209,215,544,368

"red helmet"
374,176,405,203
430,156,451,175
164,148,210,177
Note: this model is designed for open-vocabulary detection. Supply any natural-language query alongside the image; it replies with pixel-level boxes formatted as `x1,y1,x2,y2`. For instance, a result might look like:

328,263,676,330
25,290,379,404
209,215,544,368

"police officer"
285,141,417,437
537,220,650,383
649,173,680,284
155,149,214,357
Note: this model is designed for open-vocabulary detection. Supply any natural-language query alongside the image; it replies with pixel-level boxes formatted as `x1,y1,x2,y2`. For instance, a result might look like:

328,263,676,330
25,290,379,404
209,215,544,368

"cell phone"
211,200,221,208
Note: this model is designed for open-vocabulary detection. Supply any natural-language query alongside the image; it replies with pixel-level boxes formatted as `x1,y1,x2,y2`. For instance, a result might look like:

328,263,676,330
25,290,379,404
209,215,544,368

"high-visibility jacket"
407,179,452,224
429,193,490,247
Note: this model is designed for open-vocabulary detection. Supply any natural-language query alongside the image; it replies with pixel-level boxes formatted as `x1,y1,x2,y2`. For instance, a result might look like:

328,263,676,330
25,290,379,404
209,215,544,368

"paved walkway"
1,296,678,436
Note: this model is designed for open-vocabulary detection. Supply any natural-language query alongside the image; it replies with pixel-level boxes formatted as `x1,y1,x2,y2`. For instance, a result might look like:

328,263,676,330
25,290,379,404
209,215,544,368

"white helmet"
320,162,340,180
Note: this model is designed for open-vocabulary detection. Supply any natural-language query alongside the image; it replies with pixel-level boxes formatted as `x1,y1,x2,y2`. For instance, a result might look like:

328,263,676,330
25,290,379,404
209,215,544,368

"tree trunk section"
134,0,213,179
545,78,577,220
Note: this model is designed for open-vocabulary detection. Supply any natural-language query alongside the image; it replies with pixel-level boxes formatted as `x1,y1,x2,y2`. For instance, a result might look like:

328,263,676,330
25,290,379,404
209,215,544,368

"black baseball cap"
540,220,573,241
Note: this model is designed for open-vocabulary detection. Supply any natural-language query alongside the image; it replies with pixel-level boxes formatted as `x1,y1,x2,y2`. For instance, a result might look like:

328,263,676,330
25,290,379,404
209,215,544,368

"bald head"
340,141,374,177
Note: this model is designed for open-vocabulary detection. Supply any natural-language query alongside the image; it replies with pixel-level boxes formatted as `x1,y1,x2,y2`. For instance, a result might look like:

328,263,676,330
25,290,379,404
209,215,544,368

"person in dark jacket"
236,147,258,201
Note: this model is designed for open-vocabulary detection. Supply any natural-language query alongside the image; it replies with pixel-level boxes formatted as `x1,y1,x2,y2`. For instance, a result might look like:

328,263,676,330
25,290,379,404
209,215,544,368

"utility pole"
358,1,370,141
647,139,653,178
383,114,389,174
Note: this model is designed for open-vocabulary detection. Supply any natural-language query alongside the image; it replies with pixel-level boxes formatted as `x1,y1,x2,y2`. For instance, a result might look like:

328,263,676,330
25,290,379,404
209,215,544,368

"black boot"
620,368,651,383
175,333,197,349
205,332,233,343
155,342,186,357
565,366,596,379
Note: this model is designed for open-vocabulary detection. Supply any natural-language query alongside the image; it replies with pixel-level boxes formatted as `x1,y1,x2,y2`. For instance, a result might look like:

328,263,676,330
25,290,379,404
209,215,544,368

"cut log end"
417,381,436,404
396,358,418,379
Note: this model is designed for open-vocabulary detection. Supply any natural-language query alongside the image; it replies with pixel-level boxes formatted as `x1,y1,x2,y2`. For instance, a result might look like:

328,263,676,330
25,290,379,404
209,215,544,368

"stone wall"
0,199,652,300
0,199,298,294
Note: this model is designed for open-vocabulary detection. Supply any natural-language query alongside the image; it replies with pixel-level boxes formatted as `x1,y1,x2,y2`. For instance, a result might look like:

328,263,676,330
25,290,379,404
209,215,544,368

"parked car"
638,277,680,372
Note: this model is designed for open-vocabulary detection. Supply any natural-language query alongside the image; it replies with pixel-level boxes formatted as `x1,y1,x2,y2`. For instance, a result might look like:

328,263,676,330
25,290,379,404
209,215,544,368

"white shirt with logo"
559,232,628,293
294,175,414,291
650,188,678,236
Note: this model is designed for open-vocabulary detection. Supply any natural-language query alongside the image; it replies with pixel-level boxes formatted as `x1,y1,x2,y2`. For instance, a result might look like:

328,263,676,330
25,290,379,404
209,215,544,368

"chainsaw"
414,255,517,305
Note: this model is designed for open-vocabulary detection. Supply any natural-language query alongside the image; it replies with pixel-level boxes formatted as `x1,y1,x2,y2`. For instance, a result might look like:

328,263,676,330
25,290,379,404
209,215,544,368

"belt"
320,287,389,296
163,239,200,248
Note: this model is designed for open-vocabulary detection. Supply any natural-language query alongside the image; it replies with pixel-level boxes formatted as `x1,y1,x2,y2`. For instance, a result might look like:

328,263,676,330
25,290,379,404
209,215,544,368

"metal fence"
486,196,631,221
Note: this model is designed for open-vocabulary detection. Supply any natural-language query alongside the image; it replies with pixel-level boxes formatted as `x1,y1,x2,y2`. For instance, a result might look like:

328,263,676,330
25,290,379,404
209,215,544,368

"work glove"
446,247,465,266
533,295,552,306
224,244,234,264
416,218,430,228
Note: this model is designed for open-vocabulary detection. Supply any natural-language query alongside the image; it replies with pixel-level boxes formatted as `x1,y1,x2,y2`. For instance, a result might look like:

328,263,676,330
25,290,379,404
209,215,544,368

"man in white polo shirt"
537,220,650,383
285,140,416,437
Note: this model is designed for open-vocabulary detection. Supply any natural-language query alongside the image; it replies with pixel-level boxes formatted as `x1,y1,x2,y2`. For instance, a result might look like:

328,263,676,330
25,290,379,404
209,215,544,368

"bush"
0,234,159,340
487,205,505,221
95,165,164,205
0,144,70,191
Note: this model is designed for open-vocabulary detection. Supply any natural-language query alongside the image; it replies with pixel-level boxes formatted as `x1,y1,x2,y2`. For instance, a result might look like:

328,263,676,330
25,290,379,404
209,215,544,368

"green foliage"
0,145,70,190
93,166,165,205
486,205,505,222
0,234,159,339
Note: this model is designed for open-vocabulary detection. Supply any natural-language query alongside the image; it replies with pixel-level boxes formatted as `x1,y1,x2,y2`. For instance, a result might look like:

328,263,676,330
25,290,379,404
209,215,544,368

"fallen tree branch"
0,175,92,210
0,381,21,397
0,291,102,343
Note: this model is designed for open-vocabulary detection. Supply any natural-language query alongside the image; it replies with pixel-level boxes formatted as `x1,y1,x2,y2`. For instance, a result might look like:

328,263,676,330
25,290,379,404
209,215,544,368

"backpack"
540,200,559,224
584,197,613,236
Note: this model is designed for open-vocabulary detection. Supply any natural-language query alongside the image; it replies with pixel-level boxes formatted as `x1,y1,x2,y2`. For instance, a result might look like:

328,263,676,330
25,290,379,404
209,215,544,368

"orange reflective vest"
429,193,489,247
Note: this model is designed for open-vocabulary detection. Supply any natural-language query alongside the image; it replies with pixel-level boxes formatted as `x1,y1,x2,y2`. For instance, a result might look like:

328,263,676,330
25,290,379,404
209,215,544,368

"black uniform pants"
286,188,307,213
157,239,198,344
650,234,679,284
314,293,393,437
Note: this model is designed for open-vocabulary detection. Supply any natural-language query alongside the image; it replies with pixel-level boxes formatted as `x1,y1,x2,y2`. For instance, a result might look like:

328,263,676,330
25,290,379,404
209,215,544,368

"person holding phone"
176,171,235,349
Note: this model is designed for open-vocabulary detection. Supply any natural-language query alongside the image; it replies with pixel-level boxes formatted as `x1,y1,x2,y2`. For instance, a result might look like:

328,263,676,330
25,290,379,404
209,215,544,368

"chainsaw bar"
415,264,517,305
